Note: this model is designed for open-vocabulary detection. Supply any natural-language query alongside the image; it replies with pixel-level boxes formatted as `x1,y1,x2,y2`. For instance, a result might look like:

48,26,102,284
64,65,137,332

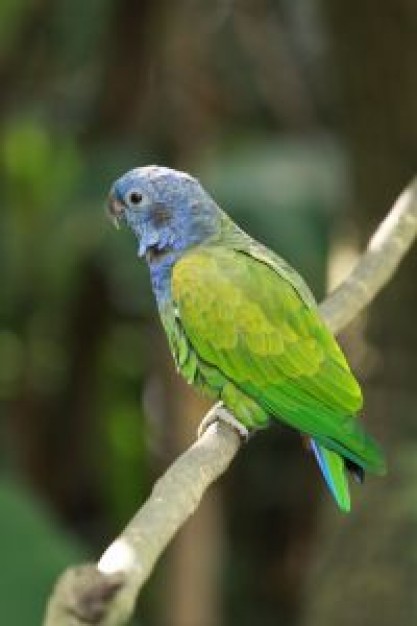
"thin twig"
44,177,417,626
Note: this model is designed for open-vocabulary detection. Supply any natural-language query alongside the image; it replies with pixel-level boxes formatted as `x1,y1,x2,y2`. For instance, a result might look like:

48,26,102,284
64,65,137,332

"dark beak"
107,194,125,229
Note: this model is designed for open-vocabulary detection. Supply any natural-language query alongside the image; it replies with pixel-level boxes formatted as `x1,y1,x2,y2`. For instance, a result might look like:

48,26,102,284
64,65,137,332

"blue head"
108,166,220,263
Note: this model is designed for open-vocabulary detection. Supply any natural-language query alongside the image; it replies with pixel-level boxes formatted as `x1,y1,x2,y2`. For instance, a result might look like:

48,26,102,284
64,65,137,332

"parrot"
108,165,386,512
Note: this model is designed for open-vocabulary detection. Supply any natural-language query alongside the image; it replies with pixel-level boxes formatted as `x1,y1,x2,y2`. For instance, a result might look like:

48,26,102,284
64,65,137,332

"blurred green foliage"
0,479,84,625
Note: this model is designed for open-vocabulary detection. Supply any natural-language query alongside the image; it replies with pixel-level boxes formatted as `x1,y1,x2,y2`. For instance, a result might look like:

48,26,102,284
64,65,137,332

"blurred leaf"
2,120,81,212
0,479,85,626
100,401,148,526
97,323,149,525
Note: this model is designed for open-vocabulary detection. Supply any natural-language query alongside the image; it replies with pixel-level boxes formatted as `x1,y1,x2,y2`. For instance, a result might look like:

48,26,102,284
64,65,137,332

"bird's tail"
310,439,351,512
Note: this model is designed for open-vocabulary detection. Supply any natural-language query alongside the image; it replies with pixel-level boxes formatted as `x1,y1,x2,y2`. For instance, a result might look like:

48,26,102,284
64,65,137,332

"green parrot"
108,165,386,512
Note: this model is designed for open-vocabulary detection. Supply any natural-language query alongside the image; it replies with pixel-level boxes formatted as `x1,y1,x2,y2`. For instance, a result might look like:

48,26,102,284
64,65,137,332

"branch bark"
44,177,417,626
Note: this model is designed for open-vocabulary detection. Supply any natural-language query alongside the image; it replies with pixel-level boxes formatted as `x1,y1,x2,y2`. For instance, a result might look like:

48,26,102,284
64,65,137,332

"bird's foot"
197,402,250,442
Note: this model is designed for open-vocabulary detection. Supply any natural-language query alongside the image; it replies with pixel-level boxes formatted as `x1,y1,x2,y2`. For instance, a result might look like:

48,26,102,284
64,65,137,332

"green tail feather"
311,440,351,512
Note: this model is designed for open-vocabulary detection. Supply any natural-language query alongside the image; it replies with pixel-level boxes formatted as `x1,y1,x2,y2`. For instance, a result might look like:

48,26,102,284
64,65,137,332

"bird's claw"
197,402,250,442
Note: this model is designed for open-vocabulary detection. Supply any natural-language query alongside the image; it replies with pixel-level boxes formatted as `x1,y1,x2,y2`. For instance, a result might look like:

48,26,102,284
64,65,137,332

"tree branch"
44,177,417,626
320,177,417,333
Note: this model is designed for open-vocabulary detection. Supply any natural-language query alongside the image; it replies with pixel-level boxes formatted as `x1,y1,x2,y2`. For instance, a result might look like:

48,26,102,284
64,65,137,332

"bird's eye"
127,190,143,206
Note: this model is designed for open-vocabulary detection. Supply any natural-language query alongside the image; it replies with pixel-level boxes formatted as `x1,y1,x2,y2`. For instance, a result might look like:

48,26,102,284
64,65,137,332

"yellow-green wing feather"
172,246,385,474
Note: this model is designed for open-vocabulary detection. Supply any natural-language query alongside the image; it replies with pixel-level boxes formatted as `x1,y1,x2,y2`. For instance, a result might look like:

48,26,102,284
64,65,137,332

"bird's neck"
147,211,245,305
147,250,179,306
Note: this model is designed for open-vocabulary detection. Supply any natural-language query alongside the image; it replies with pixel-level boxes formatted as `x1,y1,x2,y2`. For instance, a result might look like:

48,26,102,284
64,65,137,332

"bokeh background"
0,1,416,625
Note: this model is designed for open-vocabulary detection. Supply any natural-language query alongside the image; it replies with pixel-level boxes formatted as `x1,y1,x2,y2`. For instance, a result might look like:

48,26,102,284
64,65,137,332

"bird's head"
108,166,220,262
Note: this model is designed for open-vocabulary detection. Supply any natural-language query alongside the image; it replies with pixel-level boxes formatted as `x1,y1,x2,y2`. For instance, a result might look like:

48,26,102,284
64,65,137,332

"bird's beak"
107,194,125,229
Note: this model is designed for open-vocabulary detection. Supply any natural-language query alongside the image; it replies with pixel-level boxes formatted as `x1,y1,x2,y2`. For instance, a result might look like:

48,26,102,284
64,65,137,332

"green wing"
172,245,385,474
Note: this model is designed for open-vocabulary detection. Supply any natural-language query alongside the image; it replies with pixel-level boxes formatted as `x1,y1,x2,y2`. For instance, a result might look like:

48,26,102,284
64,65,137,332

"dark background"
0,1,416,624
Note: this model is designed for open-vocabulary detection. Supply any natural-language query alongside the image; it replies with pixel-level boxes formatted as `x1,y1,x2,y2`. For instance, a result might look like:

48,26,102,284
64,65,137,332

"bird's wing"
172,245,385,473
215,222,318,306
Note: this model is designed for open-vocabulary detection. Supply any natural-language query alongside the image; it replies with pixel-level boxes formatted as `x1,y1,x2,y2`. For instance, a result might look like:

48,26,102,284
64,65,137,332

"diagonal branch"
44,177,417,626
320,177,417,333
